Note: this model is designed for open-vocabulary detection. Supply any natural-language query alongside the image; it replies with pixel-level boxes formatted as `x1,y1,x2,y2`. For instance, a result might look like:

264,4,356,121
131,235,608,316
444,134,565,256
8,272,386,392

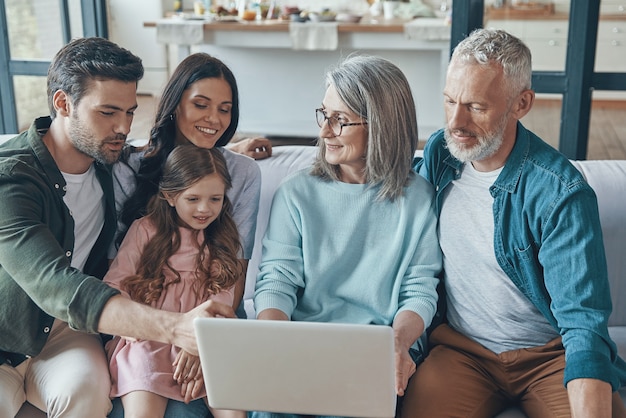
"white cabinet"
600,0,626,17
485,19,568,71
596,20,626,70
107,0,170,96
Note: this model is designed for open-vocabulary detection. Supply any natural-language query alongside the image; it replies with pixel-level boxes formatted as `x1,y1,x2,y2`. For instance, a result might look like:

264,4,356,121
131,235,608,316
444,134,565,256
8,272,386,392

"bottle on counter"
194,1,205,15
174,0,183,13
266,1,276,20
370,0,383,17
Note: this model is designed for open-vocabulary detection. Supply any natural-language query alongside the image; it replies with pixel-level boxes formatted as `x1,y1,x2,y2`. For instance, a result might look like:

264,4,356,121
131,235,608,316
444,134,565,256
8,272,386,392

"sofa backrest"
570,160,626,327
243,146,318,317
247,146,626,327
1,134,622,326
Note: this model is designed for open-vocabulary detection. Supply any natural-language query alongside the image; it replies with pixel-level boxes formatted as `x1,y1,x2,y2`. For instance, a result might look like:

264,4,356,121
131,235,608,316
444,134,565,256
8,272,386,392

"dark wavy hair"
118,53,239,246
122,146,242,305
47,37,143,119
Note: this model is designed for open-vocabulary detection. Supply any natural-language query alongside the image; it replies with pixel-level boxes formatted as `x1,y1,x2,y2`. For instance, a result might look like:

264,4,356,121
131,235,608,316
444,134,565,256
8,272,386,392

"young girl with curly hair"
105,145,244,418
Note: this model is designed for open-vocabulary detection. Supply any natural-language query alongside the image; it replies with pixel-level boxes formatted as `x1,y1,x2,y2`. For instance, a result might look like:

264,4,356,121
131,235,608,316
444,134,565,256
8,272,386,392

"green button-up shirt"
0,117,119,365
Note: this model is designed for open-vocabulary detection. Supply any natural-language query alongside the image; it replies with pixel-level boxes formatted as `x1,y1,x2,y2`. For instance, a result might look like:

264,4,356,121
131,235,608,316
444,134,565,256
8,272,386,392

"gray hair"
451,28,532,96
311,54,417,202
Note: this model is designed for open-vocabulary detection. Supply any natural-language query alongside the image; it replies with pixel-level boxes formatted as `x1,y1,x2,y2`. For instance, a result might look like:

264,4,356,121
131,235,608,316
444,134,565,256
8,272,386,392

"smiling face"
165,173,226,230
66,79,138,165
174,77,233,149
443,60,521,171
319,84,368,184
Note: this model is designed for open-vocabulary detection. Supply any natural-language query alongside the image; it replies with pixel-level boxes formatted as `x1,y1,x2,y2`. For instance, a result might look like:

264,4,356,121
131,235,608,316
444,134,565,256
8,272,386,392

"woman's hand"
392,311,424,396
227,137,273,160
395,347,417,396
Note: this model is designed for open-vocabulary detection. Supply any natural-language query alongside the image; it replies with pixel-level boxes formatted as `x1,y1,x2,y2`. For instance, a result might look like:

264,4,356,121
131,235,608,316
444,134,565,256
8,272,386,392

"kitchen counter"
147,16,450,54
145,16,413,33
147,16,451,138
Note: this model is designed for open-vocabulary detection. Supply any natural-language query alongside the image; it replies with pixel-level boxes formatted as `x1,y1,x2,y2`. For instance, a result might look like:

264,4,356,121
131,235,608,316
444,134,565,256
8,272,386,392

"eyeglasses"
315,108,367,137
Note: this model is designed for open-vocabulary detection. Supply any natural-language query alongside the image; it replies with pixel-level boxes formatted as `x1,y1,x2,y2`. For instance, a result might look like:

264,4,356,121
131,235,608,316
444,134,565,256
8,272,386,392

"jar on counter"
237,0,256,20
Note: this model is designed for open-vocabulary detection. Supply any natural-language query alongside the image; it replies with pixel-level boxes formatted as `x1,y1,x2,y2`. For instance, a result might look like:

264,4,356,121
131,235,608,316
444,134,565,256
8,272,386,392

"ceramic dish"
308,12,336,22
335,13,362,23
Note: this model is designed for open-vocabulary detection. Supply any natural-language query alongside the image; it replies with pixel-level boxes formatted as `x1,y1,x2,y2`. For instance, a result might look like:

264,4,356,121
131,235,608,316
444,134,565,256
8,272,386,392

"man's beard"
69,113,125,165
444,113,508,163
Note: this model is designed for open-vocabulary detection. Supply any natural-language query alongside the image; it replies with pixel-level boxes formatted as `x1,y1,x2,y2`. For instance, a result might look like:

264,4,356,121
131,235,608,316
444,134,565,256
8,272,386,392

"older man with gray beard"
401,28,626,418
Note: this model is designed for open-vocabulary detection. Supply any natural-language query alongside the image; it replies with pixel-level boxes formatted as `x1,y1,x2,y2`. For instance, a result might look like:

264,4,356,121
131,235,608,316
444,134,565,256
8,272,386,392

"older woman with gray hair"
253,54,442,411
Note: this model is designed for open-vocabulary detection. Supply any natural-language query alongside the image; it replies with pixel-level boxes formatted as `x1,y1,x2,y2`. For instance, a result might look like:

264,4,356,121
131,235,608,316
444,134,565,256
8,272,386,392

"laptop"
194,318,397,418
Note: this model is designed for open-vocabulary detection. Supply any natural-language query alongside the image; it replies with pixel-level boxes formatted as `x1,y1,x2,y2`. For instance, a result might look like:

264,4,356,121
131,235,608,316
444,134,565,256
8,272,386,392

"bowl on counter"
290,12,307,22
308,10,337,22
335,13,362,23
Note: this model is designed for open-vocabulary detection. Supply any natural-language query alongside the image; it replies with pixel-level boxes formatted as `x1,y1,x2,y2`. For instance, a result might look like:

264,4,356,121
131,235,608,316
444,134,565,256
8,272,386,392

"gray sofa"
11,143,626,417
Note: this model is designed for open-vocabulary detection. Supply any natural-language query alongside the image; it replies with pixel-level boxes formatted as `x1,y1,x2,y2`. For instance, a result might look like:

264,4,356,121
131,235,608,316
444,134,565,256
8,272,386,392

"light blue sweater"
254,170,442,328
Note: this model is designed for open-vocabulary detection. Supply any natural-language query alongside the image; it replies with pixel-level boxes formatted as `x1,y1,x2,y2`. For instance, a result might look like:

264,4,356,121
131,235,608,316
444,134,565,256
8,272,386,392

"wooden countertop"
486,5,626,21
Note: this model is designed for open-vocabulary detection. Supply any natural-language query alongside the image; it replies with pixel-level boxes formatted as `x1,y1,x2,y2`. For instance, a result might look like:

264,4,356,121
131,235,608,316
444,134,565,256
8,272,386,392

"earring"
169,114,174,121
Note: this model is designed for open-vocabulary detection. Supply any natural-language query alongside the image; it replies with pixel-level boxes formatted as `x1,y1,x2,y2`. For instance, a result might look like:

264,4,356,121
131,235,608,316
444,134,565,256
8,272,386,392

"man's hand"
227,137,273,160
567,378,612,418
174,300,236,355
99,297,236,358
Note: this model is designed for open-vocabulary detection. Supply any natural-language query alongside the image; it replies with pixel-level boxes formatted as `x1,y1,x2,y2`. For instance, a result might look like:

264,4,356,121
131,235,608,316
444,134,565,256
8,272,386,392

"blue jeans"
107,396,211,418
236,302,247,319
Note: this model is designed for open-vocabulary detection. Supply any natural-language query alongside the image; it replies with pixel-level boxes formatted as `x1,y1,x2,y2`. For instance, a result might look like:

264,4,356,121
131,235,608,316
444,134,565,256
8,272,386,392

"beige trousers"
0,320,112,418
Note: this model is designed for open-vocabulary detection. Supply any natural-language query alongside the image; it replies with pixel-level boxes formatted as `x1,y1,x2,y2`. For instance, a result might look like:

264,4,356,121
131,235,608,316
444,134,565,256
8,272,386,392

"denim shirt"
415,123,626,390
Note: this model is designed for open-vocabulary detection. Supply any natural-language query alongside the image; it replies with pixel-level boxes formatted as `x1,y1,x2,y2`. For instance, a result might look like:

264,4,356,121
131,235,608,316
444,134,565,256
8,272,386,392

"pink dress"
104,217,234,401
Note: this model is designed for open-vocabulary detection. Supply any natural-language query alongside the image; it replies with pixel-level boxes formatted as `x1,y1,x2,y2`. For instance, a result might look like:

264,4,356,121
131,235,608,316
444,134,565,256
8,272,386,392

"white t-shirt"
439,163,558,353
62,164,105,271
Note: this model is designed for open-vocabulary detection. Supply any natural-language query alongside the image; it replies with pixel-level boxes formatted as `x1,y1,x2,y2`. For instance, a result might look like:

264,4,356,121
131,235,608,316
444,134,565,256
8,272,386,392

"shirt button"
65,251,72,257
54,184,60,189
43,327,50,333
62,186,67,192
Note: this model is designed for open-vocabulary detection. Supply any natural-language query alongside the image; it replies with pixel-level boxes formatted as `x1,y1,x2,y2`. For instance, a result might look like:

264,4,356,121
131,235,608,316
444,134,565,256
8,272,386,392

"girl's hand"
173,350,202,385
181,374,205,403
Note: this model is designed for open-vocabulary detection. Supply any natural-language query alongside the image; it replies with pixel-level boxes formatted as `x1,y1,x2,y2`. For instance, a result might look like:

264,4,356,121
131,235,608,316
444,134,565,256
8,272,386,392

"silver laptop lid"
194,318,396,418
